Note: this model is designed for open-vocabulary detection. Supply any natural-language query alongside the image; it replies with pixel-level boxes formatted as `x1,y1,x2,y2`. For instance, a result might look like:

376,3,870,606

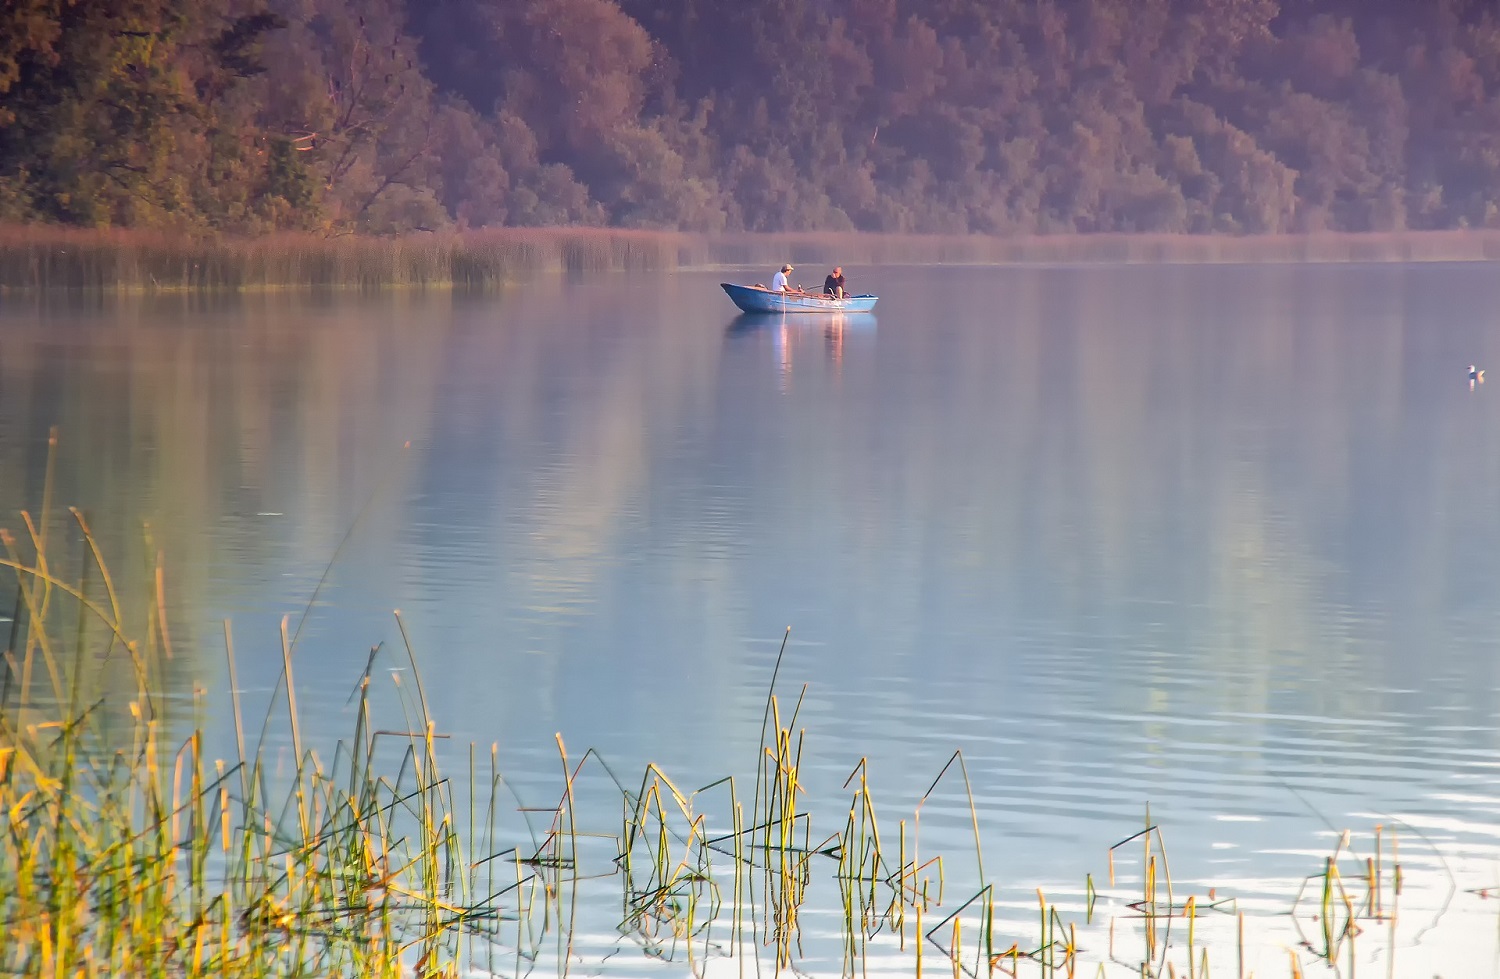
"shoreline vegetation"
3,225,1500,292
0,472,1441,977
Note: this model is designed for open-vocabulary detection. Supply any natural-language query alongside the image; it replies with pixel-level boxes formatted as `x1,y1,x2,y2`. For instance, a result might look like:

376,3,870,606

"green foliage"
6,0,1500,233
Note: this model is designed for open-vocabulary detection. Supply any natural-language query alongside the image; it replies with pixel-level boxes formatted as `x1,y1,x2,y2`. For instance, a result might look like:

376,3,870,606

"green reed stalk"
1321,857,1334,955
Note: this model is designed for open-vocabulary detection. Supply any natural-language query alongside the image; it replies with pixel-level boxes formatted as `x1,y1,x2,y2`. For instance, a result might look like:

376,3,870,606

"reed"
0,225,692,292
0,474,1433,978
5,224,1500,292
0,457,548,977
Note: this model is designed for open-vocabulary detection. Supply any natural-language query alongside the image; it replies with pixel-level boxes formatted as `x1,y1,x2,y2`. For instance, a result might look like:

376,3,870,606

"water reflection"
724,312,876,391
3,265,1500,975
724,311,878,335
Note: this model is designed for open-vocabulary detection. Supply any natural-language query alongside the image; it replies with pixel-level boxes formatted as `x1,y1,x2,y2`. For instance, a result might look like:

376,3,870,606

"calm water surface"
3,264,1500,975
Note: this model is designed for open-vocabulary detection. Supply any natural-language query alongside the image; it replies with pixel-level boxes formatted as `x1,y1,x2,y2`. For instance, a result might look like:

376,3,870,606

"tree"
9,0,1500,235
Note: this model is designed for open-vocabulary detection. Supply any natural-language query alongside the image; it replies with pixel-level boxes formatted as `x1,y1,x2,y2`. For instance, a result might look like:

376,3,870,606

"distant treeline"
3,0,1499,236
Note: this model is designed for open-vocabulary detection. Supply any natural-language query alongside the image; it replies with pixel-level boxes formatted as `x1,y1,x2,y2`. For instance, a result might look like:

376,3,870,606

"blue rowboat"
721,282,878,313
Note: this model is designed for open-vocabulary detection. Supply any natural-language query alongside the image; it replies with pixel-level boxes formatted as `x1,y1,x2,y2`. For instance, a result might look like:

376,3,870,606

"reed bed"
0,226,689,292
3,225,1500,292
0,518,524,975
0,476,1429,978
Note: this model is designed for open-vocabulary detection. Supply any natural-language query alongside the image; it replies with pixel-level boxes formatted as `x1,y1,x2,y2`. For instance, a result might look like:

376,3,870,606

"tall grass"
0,478,1423,977
4,224,1500,292
0,511,523,976
0,226,688,292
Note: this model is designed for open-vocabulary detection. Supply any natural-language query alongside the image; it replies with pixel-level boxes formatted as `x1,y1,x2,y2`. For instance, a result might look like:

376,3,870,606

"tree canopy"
3,0,1500,234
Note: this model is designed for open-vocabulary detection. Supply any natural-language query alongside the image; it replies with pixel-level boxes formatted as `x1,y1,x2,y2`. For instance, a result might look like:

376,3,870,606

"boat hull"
721,282,878,313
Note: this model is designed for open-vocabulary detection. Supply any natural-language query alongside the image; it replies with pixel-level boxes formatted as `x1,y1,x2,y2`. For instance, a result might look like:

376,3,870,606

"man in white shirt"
771,264,798,293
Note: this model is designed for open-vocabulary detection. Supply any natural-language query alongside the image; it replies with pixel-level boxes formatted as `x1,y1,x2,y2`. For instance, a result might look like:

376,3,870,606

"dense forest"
3,0,1500,235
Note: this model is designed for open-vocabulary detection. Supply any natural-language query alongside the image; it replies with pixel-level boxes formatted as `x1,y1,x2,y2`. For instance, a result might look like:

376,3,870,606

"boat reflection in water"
724,311,878,335
724,311,876,389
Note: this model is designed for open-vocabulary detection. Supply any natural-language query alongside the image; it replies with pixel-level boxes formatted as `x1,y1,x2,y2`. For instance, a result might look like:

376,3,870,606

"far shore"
3,224,1499,292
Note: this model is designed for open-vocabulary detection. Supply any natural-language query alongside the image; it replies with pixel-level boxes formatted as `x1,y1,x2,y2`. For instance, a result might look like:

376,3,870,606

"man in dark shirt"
823,267,846,299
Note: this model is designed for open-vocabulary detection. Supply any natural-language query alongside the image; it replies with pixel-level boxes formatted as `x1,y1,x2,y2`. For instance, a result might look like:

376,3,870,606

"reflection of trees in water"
0,281,752,761
0,294,455,695
754,267,1496,737
1,270,1494,738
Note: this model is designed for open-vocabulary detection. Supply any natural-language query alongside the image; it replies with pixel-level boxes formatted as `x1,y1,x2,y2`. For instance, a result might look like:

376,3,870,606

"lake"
3,263,1500,976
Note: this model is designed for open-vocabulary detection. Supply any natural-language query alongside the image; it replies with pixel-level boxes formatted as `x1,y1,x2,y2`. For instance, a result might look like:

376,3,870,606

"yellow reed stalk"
1237,911,1244,979
153,558,172,662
